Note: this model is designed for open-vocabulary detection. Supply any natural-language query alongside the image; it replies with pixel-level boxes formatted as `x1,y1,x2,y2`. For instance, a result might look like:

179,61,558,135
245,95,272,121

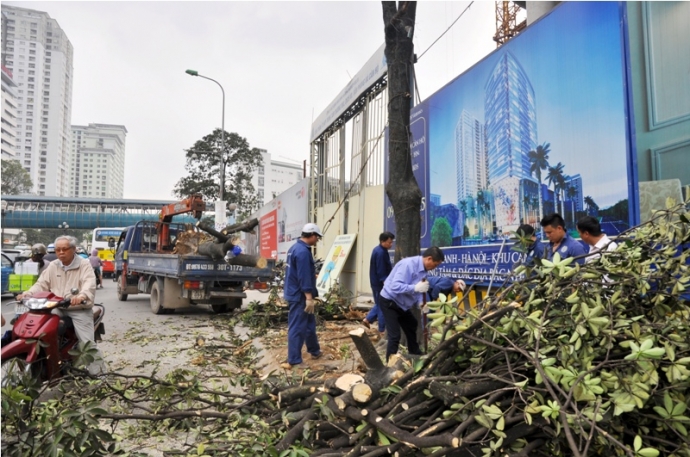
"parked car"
1,253,13,296
1,250,21,263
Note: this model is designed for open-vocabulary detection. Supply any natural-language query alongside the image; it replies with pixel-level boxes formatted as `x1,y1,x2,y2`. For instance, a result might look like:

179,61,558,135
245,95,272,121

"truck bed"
127,253,274,282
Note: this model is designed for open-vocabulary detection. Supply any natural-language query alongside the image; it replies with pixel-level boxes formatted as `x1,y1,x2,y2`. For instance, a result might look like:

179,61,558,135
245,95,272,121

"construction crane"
493,1,527,47
157,194,206,251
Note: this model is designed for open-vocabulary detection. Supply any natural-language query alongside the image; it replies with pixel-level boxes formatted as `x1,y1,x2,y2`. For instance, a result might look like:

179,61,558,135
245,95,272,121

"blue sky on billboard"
428,2,628,212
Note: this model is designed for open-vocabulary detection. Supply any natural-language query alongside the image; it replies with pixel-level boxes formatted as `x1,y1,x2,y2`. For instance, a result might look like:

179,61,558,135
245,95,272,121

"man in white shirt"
576,216,618,263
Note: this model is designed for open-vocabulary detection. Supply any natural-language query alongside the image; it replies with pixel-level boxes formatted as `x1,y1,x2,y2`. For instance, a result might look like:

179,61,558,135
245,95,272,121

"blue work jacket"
369,244,392,290
427,276,455,301
545,234,587,264
283,239,318,302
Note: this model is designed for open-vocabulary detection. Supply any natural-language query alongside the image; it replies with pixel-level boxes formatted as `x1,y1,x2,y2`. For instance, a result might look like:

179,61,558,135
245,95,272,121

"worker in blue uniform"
540,213,586,264
379,246,445,362
282,223,323,368
426,276,466,302
363,232,395,333
515,223,546,267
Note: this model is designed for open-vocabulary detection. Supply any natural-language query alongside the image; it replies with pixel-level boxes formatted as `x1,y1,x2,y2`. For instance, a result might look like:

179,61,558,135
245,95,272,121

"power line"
417,1,475,61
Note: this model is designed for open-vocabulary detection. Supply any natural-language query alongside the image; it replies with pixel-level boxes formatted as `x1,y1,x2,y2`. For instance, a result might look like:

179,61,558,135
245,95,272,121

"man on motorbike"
17,235,106,375
30,243,50,275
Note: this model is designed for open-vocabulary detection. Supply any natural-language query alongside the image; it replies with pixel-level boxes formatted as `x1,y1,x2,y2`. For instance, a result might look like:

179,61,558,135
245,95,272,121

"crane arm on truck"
159,194,206,223
157,194,206,251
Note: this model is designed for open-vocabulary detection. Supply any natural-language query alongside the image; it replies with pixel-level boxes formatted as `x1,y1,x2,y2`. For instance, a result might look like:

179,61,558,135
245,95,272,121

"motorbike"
1,288,105,386
257,260,286,293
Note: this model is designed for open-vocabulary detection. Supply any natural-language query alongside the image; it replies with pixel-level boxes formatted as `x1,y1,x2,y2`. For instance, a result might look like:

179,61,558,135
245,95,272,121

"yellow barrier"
456,286,489,313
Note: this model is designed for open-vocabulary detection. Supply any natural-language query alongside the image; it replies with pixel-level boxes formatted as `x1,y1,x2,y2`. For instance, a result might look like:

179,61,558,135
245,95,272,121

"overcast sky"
6,1,496,200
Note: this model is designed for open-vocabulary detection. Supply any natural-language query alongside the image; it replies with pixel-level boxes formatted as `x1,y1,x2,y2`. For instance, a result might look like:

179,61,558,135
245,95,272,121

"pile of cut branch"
260,200,690,456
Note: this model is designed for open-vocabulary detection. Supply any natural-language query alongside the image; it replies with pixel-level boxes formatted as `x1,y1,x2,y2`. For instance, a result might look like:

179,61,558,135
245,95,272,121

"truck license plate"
191,290,205,300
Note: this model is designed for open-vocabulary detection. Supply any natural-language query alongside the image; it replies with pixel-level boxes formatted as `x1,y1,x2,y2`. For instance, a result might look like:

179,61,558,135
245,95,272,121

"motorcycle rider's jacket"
24,255,97,309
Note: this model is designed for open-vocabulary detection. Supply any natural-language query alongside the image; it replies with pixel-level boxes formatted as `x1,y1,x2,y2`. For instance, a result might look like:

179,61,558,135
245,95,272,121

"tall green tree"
527,143,550,227
382,1,419,261
173,129,263,219
1,159,33,195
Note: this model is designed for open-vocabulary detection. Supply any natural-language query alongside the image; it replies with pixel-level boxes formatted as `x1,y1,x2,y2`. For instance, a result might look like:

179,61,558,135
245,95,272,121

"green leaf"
634,435,642,451
637,448,660,457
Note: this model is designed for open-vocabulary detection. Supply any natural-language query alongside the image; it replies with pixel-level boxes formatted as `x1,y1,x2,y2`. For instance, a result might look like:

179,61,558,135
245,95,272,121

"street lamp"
185,69,227,203
58,222,69,235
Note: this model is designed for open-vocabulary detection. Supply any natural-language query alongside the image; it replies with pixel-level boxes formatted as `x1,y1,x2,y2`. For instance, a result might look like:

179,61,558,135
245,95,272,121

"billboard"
386,2,635,285
244,178,310,262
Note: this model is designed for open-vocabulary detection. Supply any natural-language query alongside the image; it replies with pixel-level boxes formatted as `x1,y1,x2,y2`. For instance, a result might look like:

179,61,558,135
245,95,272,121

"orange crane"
157,194,206,251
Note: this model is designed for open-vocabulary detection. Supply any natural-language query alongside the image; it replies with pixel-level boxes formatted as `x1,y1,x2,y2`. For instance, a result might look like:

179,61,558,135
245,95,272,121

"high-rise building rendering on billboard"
484,52,538,232
69,124,127,198
455,110,488,204
1,5,74,196
565,174,584,212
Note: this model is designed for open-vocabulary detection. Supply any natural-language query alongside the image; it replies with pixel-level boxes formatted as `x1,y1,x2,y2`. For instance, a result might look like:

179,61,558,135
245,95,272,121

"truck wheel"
150,281,166,315
228,298,243,310
116,276,128,302
211,304,230,314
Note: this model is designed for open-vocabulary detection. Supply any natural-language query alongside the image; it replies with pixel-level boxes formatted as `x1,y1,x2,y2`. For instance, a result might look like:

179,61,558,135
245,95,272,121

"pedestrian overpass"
0,195,201,229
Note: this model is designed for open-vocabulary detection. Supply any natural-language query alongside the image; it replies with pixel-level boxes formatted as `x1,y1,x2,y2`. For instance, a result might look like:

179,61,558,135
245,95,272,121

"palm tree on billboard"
482,199,492,237
528,143,550,232
459,200,468,238
585,195,599,216
547,162,565,217
567,184,578,226
476,190,486,239
559,173,568,217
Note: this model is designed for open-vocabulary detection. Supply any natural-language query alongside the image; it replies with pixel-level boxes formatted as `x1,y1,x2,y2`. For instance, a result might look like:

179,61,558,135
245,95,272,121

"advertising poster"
259,210,277,260
276,180,309,261
390,2,635,285
246,178,310,262
316,234,357,296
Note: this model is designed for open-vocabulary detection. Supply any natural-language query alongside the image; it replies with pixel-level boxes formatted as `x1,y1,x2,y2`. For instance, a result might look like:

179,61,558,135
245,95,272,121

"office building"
484,52,538,232
1,5,74,196
251,149,304,205
455,109,488,203
69,124,127,198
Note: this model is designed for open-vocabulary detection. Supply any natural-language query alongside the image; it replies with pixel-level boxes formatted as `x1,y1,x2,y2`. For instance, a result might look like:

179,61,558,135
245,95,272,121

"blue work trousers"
287,298,321,365
365,287,386,332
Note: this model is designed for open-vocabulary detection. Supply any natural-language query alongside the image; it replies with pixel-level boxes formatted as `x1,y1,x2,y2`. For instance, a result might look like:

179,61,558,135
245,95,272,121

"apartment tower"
1,5,74,196
69,124,127,198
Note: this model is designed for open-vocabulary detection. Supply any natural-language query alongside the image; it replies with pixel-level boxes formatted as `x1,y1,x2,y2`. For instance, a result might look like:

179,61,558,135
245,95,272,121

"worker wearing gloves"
378,247,445,362
426,276,466,302
282,223,324,368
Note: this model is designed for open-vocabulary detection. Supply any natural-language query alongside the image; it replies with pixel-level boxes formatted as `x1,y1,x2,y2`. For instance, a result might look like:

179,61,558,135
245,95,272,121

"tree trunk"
382,1,420,262
197,218,259,242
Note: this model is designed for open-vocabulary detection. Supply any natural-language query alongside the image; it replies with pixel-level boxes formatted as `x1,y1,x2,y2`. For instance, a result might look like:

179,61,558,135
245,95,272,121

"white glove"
305,299,316,314
414,281,429,293
456,279,467,292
